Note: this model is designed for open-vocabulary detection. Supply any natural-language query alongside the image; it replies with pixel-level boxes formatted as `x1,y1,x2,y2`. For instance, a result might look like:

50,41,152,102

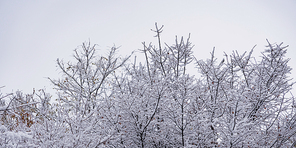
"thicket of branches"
1,24,296,147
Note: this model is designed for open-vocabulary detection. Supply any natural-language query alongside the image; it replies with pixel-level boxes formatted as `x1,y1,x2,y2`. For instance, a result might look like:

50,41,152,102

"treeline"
1,24,296,147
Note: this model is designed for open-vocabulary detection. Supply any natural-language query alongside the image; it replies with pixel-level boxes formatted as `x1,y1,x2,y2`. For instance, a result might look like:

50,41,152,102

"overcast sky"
1,1,296,95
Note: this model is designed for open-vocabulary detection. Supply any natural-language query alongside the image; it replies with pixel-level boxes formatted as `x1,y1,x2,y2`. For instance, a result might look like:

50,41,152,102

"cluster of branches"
1,24,296,147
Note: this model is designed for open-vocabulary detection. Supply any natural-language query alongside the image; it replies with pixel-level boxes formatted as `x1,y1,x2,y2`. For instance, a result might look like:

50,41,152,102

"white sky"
1,1,296,96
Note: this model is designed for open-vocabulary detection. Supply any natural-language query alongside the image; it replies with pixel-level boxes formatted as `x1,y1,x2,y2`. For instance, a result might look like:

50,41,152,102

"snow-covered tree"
195,40,295,147
48,42,131,147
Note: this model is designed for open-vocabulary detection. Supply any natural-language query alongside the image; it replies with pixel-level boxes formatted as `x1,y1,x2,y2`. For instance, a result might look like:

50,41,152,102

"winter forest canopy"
1,24,296,147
